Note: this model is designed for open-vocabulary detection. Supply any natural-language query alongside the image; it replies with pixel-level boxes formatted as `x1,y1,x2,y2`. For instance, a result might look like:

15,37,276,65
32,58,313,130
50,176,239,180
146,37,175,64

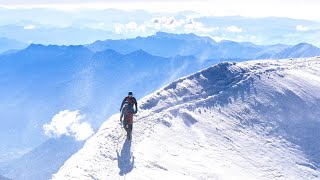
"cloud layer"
1,0,319,21
115,16,219,35
227,26,242,33
296,25,309,32
43,110,94,141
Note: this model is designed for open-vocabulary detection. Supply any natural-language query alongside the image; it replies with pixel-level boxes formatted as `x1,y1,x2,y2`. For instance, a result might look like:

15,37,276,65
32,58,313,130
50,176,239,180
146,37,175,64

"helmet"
128,91,133,96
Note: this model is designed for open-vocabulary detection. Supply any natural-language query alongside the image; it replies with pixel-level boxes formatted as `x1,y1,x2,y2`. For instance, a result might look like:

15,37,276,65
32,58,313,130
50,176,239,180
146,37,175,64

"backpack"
122,103,130,118
126,96,135,112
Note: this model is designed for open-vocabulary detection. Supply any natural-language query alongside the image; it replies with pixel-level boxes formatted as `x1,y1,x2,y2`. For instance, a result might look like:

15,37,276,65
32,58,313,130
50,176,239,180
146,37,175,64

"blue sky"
0,0,319,46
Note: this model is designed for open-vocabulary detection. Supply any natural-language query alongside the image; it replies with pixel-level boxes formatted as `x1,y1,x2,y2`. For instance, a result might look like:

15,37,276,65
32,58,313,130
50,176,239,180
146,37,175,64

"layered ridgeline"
88,32,320,60
0,37,27,54
53,58,320,179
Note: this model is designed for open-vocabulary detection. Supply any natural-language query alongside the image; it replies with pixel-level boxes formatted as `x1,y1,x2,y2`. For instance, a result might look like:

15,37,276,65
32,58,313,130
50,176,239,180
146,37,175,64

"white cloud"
115,21,147,34
43,110,94,141
236,35,257,42
296,25,309,32
91,22,107,29
184,17,219,33
114,16,218,35
24,25,35,30
226,25,242,33
126,22,138,30
115,24,123,34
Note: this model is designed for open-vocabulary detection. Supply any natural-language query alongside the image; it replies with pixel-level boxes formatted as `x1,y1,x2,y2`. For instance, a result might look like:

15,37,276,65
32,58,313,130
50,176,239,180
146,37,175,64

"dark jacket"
120,96,138,113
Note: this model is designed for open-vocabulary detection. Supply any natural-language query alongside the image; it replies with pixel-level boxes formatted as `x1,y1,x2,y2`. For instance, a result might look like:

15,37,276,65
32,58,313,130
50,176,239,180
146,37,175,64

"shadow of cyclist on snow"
116,139,134,175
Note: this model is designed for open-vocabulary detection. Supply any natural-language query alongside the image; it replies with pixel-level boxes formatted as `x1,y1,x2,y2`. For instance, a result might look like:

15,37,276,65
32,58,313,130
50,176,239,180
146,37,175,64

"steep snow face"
53,58,320,180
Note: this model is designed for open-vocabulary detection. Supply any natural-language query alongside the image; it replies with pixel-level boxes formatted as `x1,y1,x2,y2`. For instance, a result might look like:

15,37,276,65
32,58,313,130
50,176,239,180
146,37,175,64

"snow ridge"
53,57,320,180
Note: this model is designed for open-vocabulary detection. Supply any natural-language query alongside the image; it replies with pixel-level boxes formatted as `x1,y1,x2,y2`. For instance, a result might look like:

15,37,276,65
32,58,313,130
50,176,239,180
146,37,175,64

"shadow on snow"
116,139,134,176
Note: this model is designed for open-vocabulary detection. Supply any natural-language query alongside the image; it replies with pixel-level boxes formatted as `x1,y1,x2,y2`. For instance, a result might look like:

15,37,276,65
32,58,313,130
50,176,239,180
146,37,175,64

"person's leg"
123,119,130,139
129,113,133,124
123,120,128,131
128,113,133,140
128,124,133,140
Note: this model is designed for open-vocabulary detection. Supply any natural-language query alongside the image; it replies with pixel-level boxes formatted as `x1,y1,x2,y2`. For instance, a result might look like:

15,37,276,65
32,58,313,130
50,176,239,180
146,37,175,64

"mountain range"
1,32,320,179
88,32,320,60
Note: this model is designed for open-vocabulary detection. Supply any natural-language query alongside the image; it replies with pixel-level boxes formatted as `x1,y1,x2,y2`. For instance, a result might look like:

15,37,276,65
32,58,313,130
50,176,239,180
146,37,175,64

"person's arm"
120,109,123,122
134,97,138,113
120,97,126,112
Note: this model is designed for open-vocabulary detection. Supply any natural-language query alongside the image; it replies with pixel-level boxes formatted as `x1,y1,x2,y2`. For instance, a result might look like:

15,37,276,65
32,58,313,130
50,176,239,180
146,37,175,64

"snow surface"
53,57,320,180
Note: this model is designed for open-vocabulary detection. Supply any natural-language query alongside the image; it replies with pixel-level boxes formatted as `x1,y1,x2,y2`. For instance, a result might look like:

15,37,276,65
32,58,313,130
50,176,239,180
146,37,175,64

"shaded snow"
53,57,320,180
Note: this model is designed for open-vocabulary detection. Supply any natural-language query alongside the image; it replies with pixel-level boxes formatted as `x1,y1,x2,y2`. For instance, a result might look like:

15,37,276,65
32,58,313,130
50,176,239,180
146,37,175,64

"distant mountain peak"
271,42,320,59
64,45,92,53
155,31,197,38
92,49,123,60
26,43,44,48
24,44,91,52
23,44,61,52
293,42,317,49
153,31,216,43
125,49,153,58
100,49,123,55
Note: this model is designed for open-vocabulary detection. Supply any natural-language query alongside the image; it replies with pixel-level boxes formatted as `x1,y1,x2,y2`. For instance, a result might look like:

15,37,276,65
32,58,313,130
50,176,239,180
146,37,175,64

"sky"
0,0,319,46
1,0,320,20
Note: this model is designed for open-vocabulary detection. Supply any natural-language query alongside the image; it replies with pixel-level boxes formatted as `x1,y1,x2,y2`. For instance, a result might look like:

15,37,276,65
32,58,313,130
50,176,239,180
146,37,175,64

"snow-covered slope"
53,57,320,180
